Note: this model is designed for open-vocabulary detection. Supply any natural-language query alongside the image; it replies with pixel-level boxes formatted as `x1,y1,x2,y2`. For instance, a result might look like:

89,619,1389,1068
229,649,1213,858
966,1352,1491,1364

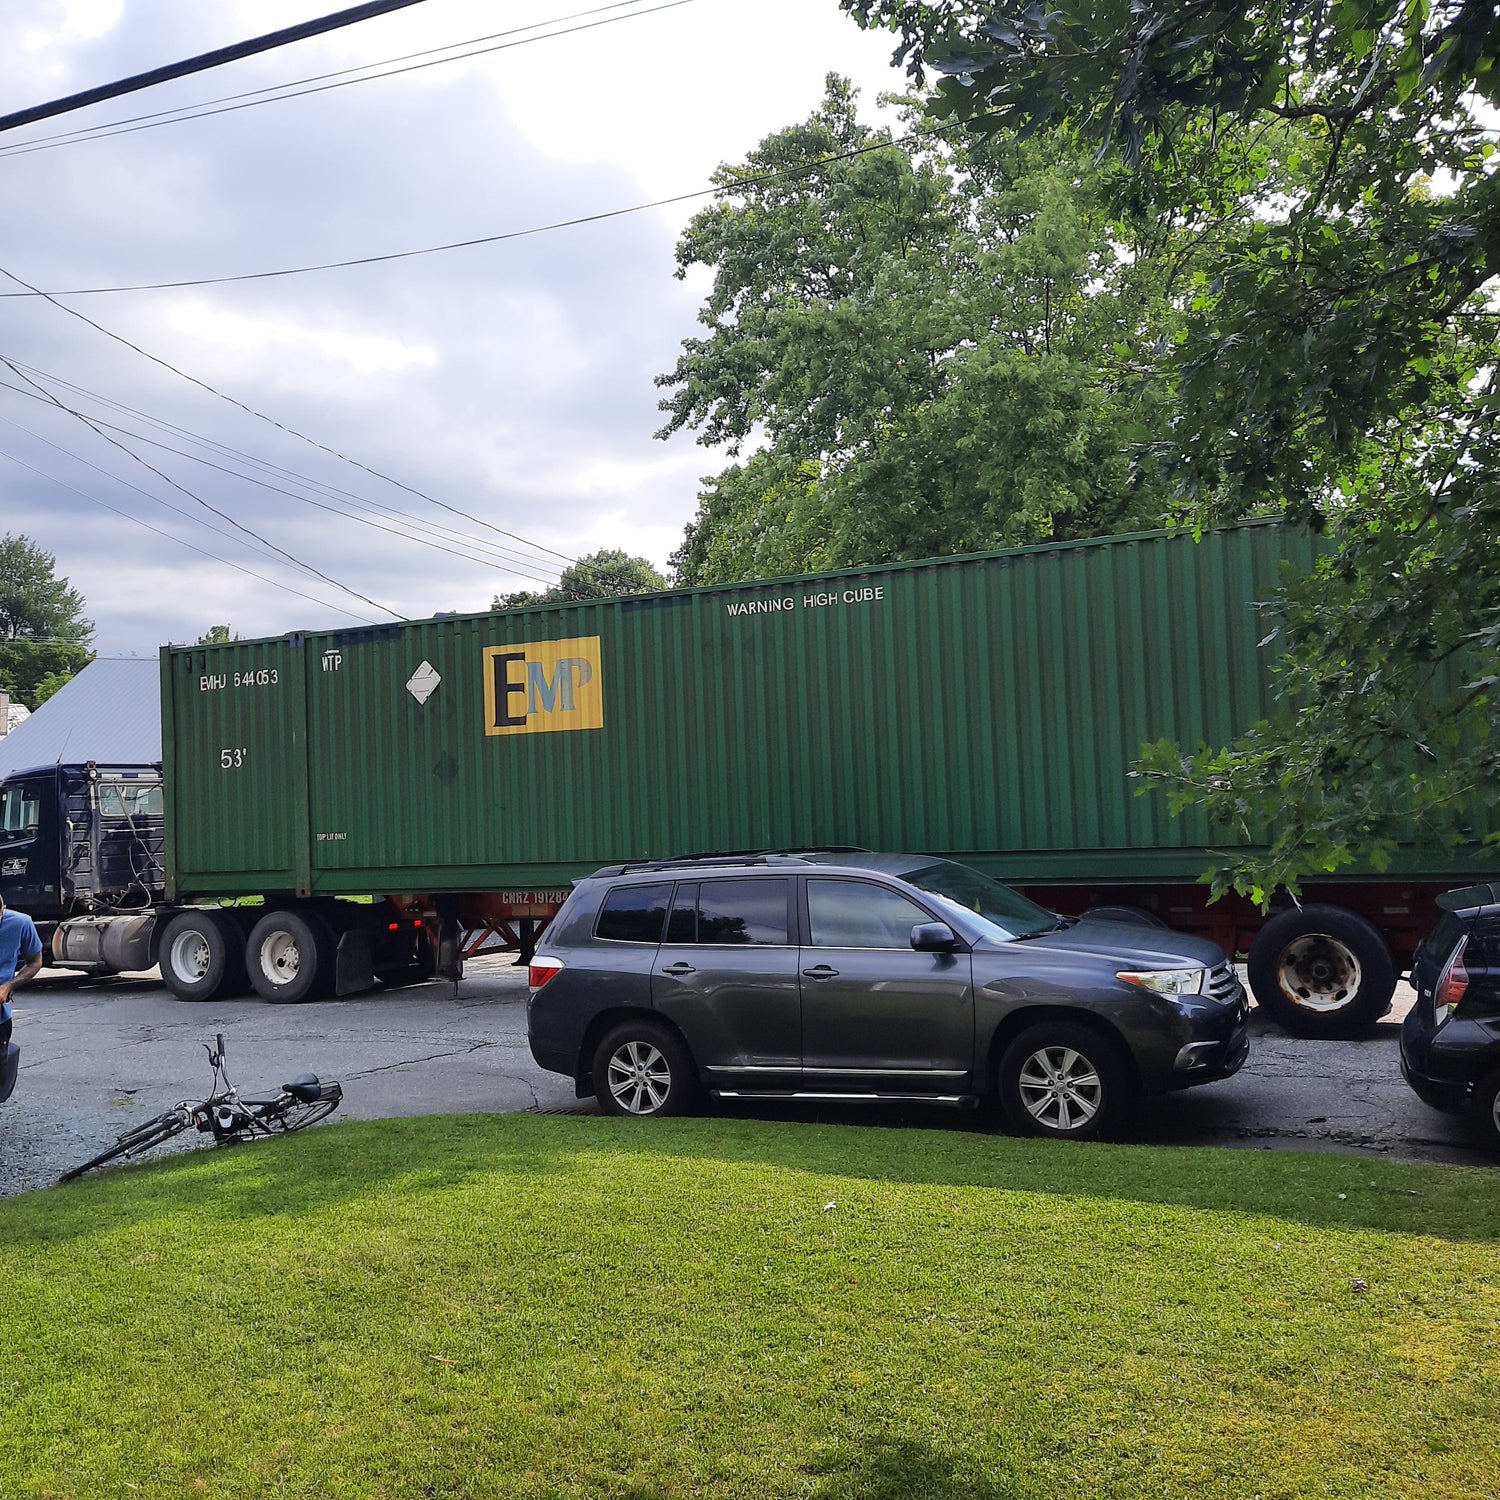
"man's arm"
0,945,44,1005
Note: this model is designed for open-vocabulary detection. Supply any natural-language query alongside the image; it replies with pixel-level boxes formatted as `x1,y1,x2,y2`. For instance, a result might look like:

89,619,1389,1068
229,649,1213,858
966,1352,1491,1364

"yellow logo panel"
483,636,604,736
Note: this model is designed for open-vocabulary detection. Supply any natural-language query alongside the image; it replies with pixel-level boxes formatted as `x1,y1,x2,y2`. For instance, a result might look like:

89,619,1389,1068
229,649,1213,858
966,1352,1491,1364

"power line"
0,2,684,161
0,263,576,567
0,353,401,619
0,373,565,586
0,364,567,583
0,0,439,136
0,444,383,625
0,131,934,298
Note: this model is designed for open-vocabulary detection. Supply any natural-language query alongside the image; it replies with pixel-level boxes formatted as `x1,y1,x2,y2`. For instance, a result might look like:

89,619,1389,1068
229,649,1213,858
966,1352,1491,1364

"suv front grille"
1208,962,1243,1004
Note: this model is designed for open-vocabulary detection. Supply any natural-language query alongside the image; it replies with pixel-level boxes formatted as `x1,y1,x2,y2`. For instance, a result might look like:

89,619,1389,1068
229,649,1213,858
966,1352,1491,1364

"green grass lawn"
6,1114,1499,1499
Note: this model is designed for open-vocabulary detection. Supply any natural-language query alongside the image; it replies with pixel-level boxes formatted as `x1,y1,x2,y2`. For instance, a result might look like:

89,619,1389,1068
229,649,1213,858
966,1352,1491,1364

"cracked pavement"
2,964,1493,1198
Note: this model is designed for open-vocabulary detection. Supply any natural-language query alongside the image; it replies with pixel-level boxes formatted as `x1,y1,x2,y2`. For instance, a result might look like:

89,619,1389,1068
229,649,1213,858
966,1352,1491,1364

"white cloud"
165,301,438,376
23,0,122,52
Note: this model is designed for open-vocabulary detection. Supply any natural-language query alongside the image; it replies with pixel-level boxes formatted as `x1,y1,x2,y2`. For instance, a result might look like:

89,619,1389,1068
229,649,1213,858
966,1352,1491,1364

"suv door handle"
801,965,840,979
661,962,697,976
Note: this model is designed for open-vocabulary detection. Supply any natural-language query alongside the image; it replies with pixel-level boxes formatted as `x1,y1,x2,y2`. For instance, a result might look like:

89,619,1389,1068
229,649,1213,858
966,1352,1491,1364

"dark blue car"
1401,883,1500,1154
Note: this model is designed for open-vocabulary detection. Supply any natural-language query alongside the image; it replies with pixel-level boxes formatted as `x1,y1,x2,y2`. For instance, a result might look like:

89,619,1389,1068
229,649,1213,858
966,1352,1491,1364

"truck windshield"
901,859,1058,941
0,782,41,840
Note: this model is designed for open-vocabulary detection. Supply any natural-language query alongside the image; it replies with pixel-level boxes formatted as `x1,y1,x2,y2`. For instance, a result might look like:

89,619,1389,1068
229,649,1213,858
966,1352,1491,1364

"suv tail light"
1435,938,1469,1025
528,956,565,991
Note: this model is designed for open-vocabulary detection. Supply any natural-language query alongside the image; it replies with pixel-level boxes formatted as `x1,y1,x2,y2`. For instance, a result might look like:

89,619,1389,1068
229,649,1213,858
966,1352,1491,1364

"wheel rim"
170,929,212,982
258,931,303,987
1017,1045,1102,1132
606,1040,671,1115
1277,933,1362,1013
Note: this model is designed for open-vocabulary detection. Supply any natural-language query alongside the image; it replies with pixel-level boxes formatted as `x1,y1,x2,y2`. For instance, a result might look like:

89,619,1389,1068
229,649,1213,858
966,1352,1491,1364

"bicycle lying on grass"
59,1034,342,1183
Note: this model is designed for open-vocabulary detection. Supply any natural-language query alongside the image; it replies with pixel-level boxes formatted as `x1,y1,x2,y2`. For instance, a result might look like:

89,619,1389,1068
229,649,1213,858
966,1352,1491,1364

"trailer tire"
246,910,337,1004
1247,905,1395,1038
159,910,245,1002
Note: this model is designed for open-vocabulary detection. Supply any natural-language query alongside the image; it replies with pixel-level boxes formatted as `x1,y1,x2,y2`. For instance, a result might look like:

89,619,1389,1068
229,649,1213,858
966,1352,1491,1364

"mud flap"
435,917,464,983
335,929,375,997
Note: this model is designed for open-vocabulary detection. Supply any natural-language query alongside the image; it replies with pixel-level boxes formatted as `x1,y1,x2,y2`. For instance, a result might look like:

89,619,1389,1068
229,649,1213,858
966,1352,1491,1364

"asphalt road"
1,960,1492,1197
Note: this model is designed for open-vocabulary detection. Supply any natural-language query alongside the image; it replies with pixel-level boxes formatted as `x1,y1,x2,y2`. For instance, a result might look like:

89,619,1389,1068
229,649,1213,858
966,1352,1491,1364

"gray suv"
526,852,1248,1140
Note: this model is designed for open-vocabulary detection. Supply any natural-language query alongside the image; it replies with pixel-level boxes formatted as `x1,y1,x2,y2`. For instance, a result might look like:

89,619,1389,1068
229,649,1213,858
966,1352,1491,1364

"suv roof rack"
593,845,870,877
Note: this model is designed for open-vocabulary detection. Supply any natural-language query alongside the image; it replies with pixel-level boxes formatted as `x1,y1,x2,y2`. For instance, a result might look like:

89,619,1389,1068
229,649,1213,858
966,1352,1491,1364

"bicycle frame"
58,1033,342,1182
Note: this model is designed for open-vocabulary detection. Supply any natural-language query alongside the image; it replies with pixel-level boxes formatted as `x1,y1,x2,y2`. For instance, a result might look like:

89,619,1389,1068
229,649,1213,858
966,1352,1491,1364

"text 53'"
220,748,248,770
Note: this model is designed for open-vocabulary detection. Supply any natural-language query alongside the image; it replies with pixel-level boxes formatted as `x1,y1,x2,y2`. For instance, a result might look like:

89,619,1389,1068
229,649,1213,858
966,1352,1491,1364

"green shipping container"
163,518,1354,901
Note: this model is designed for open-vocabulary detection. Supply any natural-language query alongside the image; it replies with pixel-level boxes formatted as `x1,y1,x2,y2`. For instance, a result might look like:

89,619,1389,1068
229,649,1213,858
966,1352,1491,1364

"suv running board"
712,1090,979,1108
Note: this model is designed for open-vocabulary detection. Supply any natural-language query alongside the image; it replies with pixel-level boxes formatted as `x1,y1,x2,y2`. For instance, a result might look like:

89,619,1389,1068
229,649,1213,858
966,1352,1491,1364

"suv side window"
595,882,672,944
807,879,932,949
695,878,790,946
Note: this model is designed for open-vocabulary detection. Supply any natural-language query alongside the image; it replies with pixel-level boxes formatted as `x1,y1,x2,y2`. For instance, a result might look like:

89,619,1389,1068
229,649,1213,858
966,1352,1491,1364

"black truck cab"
0,762,165,949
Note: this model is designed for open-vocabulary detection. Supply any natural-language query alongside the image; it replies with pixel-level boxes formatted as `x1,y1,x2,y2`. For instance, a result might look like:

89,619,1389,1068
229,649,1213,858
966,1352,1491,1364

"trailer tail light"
1435,939,1469,1026
528,956,565,991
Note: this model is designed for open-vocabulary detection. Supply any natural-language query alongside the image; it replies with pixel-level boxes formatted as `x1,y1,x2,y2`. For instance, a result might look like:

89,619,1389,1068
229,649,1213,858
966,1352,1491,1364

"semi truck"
0,518,1489,1037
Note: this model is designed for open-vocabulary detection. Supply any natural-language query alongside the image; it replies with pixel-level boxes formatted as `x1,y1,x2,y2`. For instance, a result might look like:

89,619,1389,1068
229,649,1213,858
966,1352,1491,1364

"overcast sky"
0,0,906,651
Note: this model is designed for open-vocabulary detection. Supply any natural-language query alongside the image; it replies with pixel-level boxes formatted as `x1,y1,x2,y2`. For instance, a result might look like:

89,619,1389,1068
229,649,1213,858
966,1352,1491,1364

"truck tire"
246,910,337,1004
1247,904,1395,1038
159,910,245,1002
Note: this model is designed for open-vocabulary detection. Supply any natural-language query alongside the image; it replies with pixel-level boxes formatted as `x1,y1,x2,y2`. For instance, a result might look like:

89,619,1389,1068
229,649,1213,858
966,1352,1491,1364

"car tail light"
528,956,565,991
1435,939,1469,1025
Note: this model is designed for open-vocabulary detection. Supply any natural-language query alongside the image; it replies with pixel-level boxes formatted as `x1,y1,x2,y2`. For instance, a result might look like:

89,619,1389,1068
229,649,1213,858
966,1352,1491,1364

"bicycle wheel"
58,1109,191,1183
246,1086,342,1136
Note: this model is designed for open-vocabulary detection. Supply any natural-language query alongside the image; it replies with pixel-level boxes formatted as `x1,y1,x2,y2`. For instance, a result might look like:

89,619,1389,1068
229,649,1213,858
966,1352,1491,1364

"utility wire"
0,364,566,582
0,400,415,613
0,0,438,136
0,354,401,619
0,401,318,570
0,263,576,566
0,375,563,586
0,444,382,625
0,131,936,298
0,1,685,160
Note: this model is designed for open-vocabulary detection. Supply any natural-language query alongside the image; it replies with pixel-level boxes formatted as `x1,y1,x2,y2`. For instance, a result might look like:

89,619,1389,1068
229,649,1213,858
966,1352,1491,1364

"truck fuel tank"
51,913,158,974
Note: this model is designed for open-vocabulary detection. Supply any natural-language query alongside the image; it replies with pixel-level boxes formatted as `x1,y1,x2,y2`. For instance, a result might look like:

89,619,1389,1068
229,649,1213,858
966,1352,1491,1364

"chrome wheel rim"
1277,933,1362,1013
606,1041,671,1115
259,931,302,987
170,929,212,982
1018,1046,1102,1132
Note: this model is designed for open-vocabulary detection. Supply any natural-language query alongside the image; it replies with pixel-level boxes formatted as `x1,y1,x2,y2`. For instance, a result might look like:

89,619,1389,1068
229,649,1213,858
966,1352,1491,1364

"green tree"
844,1,1500,895
492,549,668,611
0,533,94,709
196,624,238,645
658,76,1186,587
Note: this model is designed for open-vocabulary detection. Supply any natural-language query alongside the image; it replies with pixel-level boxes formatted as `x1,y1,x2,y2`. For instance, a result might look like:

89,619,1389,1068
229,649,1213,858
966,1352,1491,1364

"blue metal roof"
0,658,161,779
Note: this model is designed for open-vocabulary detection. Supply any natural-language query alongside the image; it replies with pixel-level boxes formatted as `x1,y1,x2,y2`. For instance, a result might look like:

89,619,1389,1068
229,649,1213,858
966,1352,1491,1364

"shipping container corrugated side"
160,520,1489,900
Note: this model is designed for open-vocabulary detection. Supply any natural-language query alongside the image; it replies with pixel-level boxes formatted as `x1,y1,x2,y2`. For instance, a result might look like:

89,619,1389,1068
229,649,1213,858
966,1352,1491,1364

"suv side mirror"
911,921,959,954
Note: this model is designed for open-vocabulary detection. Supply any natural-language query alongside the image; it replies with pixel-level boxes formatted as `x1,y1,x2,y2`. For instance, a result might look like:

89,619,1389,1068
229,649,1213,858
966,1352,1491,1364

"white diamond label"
407,661,441,705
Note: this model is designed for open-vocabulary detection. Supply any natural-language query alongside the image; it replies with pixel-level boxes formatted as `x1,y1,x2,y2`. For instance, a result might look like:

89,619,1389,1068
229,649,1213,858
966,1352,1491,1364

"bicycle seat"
283,1074,323,1102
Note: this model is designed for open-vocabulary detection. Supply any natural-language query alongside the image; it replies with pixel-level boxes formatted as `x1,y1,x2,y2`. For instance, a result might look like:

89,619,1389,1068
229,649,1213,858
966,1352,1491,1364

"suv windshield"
900,859,1058,941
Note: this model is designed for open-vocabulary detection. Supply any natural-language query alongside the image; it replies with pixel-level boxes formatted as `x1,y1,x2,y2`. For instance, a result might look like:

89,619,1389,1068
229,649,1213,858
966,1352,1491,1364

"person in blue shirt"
0,893,44,1004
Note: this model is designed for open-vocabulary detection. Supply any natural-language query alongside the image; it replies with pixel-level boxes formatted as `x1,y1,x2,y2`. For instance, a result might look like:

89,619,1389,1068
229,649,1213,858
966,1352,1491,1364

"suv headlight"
1117,967,1206,998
